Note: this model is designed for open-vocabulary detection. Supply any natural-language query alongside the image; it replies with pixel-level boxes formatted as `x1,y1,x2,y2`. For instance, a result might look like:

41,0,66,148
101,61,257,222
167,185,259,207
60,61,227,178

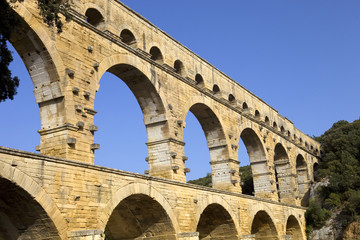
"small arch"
212,84,220,94
313,162,319,180
105,194,176,239
251,211,278,239
149,46,163,64
228,94,236,103
305,142,309,149
195,74,204,86
196,204,238,240
85,8,104,28
255,110,260,118
120,29,137,47
242,102,248,110
174,60,186,77
299,138,303,144
273,121,277,129
286,215,304,239
280,126,285,133
311,145,314,150
287,130,291,137
265,116,270,125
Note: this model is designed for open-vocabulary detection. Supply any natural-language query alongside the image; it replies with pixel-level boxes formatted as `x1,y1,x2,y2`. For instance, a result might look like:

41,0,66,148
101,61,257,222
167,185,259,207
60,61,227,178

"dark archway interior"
150,46,163,63
174,60,185,76
0,178,60,240
105,194,176,240
120,29,136,46
196,204,238,240
251,211,278,240
85,8,104,28
286,215,303,239
240,128,268,196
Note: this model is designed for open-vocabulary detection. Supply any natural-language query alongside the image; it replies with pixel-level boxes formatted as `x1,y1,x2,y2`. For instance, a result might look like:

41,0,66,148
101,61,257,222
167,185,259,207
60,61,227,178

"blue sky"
1,1,359,180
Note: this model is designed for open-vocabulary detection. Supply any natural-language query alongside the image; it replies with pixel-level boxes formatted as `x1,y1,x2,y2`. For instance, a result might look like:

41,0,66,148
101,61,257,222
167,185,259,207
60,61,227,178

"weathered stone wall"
0,147,306,239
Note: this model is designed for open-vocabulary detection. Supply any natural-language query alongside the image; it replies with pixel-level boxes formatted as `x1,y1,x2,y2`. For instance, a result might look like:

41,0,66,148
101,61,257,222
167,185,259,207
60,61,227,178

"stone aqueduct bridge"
1,0,321,239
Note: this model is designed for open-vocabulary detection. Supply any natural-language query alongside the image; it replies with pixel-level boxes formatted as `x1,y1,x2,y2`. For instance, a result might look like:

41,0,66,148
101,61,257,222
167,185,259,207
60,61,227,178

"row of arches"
0,173,304,240
83,7,319,156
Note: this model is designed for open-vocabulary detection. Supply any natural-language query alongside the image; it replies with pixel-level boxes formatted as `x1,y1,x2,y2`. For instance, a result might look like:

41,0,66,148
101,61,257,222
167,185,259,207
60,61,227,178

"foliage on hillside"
188,165,254,196
0,0,70,102
307,119,360,236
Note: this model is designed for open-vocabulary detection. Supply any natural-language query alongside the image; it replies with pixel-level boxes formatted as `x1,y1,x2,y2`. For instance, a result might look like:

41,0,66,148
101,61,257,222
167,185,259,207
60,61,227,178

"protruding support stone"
210,158,241,193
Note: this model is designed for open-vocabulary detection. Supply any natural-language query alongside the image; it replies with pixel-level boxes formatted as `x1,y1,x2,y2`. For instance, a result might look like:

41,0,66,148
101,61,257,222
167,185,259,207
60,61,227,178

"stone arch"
174,59,186,77
0,162,68,239
196,204,238,239
8,2,68,157
85,8,105,28
195,73,205,87
183,101,232,189
240,128,272,198
195,195,240,237
251,210,278,239
274,143,297,204
120,29,137,47
296,154,310,206
228,94,236,103
101,183,179,235
213,84,220,94
149,46,164,64
97,53,169,131
97,54,172,178
286,215,304,240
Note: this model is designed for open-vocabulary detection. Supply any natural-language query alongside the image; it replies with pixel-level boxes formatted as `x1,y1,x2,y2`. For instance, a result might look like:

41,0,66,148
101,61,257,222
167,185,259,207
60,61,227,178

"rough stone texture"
343,221,360,240
2,0,322,239
0,147,307,239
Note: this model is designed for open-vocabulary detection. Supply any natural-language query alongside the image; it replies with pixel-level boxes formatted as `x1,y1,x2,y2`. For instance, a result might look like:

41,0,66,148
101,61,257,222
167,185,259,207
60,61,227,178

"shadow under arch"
240,128,272,198
296,154,310,207
196,203,238,240
101,183,179,239
0,162,68,239
251,210,278,240
274,143,297,204
8,3,65,131
183,102,231,188
286,215,304,240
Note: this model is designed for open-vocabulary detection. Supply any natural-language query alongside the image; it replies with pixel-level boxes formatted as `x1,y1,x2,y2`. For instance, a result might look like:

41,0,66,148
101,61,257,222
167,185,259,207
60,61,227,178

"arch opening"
251,211,278,240
242,102,248,110
196,204,238,240
85,8,104,28
105,194,176,239
228,94,235,103
296,154,310,207
174,60,186,77
195,74,204,86
184,103,229,186
274,143,297,204
286,215,303,240
265,116,270,125
120,29,136,47
0,178,60,240
212,84,220,94
150,46,163,64
94,64,166,173
240,128,270,197
255,110,260,118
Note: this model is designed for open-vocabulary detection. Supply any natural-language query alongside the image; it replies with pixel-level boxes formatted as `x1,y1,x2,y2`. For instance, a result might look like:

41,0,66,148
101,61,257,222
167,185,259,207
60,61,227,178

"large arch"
274,143,297,204
0,162,68,239
240,128,273,198
97,54,173,178
183,101,234,189
101,182,180,235
296,154,310,207
286,215,304,240
251,210,278,240
105,194,176,239
196,204,238,239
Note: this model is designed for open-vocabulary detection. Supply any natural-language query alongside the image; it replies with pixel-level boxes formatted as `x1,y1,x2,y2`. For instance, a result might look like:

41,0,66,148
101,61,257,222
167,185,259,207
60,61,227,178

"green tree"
0,0,70,102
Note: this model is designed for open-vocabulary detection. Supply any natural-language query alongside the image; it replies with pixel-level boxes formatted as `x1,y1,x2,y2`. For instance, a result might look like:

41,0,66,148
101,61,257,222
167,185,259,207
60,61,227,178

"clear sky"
1,1,359,180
